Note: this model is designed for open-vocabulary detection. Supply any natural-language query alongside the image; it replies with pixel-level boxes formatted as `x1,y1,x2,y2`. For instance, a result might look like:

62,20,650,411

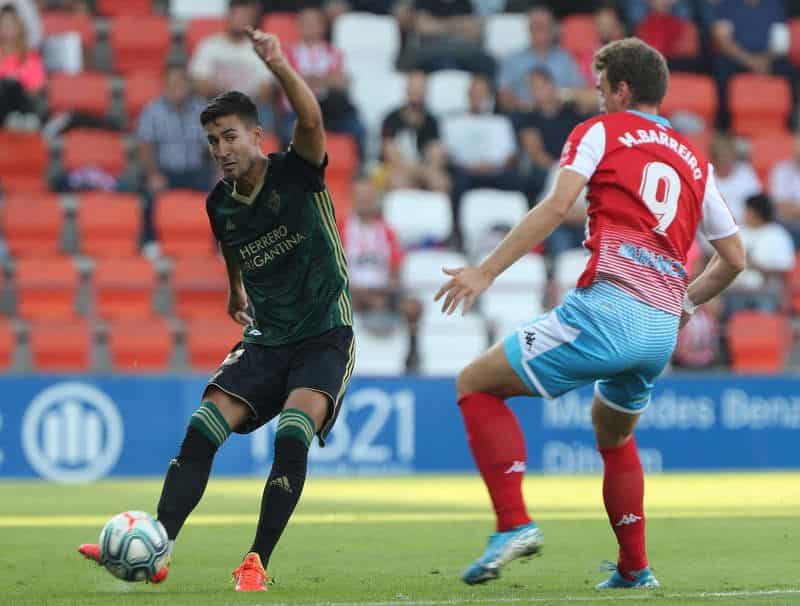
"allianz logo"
22,382,124,483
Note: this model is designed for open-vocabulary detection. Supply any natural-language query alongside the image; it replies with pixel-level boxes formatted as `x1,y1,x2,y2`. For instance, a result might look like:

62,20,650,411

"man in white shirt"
769,132,800,245
709,134,761,223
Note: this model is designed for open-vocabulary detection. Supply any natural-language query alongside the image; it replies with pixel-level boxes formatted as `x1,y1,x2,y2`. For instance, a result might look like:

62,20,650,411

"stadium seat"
184,319,241,371
261,13,300,48
383,189,453,249
554,248,590,302
62,129,127,178
789,18,800,67
350,69,406,155
729,74,792,136
750,132,795,189
2,194,63,257
325,133,358,213
660,73,717,129
326,172,353,218
351,316,409,376
400,249,468,309
0,131,48,193
124,70,164,126
154,189,216,258
171,256,228,320
460,189,528,259
15,256,79,320
0,318,14,370
727,311,790,373
332,13,399,74
484,13,529,59
790,252,800,314
560,14,598,63
481,254,546,329
77,192,142,258
48,72,111,118
29,318,92,371
259,131,281,156
107,317,173,372
427,70,472,118
109,16,171,76
97,0,153,17
42,11,97,52
171,0,227,20
93,257,156,320
184,17,226,56
417,313,488,375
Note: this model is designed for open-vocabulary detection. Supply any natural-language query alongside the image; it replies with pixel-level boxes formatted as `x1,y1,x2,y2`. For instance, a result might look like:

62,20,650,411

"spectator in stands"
709,134,761,223
396,0,494,76
726,193,794,312
623,0,692,26
711,0,794,129
338,176,421,365
595,3,627,45
283,7,366,157
137,64,210,249
635,0,699,69
189,0,274,123
0,3,43,128
380,70,450,193
497,5,586,113
2,0,40,48
770,132,800,246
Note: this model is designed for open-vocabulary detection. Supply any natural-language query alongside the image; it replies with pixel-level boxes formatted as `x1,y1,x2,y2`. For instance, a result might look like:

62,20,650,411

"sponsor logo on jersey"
617,242,687,278
615,513,643,526
225,219,236,231
21,382,124,483
238,225,308,271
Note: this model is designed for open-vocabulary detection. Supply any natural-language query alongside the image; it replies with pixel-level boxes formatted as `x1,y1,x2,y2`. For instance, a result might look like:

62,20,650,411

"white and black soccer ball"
99,511,169,582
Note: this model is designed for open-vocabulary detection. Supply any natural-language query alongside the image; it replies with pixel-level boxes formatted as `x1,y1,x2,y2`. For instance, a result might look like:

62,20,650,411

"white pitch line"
255,588,800,606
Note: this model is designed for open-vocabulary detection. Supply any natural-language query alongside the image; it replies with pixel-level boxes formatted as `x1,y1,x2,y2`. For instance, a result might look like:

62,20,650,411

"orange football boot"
77,543,170,583
232,552,270,592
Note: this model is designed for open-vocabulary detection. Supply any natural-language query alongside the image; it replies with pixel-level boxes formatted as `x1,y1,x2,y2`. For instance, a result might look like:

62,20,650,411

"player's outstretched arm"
247,26,325,167
221,246,253,326
435,168,586,315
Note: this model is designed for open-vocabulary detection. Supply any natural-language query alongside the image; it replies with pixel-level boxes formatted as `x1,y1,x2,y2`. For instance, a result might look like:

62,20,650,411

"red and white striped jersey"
559,110,738,316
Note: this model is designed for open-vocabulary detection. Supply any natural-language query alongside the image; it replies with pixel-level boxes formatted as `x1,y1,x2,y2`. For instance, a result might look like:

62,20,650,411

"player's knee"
455,364,480,399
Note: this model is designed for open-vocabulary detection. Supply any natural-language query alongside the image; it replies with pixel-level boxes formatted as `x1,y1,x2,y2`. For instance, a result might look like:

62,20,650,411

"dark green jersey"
206,146,351,346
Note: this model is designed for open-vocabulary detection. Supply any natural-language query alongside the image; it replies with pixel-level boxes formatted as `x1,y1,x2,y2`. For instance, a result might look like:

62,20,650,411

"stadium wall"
1,375,799,482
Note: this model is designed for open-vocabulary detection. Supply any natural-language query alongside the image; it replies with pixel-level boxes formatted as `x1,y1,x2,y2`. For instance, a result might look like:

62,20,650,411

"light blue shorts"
503,281,679,413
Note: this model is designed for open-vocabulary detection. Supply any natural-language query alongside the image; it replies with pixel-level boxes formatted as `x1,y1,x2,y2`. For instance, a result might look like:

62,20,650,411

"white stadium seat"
350,70,407,159
442,114,517,168
383,189,453,248
332,13,400,73
482,254,547,336
352,316,409,376
170,0,227,18
427,69,472,117
460,188,529,258
485,14,530,59
418,313,489,376
554,248,590,302
400,249,468,308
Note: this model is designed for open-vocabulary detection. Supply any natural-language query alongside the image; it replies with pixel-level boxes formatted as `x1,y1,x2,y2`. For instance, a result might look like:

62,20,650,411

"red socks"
599,436,647,578
458,392,530,532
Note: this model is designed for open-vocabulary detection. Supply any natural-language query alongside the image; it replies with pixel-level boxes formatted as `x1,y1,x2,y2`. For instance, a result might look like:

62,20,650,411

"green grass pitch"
1,474,799,606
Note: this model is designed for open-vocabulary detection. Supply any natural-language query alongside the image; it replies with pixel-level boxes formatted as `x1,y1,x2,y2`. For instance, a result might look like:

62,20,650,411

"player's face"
596,70,628,113
205,115,262,180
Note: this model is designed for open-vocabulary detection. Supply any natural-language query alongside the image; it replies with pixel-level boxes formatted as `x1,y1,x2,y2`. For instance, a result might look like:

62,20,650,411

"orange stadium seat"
97,0,153,17
0,318,14,369
93,257,156,320
325,133,357,216
109,15,171,76
185,320,242,370
727,311,790,373
154,189,216,258
42,11,96,52
260,132,281,155
2,194,63,257
107,316,173,371
171,257,228,320
29,318,92,371
48,72,111,118
185,17,225,56
729,74,792,136
124,71,164,125
750,132,795,190
660,73,717,129
261,13,300,47
0,131,48,193
560,14,598,62
790,18,800,67
15,256,79,320
77,192,142,257
62,129,127,178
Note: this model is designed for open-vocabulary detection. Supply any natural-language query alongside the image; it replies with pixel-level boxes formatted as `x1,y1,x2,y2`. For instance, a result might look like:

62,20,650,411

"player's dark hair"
593,38,669,106
746,193,774,223
200,91,259,127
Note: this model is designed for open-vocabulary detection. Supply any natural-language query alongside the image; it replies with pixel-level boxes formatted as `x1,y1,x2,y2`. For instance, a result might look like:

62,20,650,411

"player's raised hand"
246,26,286,69
434,266,494,315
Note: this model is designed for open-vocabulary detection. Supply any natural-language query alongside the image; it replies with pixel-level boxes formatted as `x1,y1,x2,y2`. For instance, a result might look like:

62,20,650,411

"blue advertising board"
0,375,798,482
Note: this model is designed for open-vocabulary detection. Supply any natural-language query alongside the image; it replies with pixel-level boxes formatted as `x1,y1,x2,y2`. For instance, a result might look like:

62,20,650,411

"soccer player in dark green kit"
78,27,354,592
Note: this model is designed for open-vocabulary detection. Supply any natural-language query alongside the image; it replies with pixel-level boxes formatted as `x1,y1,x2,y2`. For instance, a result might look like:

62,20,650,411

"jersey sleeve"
700,164,739,240
559,119,606,180
282,145,328,188
205,187,224,242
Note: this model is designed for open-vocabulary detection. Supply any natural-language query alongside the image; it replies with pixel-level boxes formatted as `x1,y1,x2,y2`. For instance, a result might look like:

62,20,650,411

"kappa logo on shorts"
524,329,537,348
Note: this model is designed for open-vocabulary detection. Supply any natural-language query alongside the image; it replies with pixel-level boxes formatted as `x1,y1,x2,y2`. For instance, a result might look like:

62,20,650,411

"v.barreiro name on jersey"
617,128,703,181
238,224,308,271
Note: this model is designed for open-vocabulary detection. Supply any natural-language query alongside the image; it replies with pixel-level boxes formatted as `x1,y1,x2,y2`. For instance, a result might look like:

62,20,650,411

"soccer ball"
98,511,169,582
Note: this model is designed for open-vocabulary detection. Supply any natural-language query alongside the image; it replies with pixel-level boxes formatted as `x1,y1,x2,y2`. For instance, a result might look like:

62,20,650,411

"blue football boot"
461,523,543,585
595,561,660,589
